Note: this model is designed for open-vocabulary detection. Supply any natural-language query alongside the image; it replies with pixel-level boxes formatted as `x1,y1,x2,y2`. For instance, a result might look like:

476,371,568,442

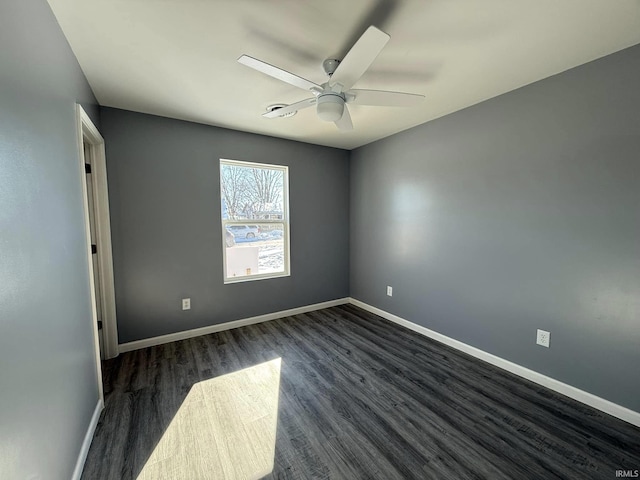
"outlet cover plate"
182,298,191,310
387,286,393,297
536,329,550,347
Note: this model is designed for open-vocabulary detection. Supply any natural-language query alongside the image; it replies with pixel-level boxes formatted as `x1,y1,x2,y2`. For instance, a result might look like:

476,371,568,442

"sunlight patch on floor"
137,358,281,480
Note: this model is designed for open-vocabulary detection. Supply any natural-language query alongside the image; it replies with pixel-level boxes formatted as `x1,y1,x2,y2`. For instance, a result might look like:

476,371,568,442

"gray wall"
100,108,350,344
350,45,640,412
0,1,101,478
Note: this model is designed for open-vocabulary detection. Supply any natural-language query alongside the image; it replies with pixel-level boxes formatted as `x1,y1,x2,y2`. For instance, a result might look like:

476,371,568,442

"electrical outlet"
182,298,191,310
536,329,550,348
387,286,393,297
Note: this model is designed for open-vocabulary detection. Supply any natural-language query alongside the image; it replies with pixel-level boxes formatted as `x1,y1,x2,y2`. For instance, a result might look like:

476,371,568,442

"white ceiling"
47,0,640,150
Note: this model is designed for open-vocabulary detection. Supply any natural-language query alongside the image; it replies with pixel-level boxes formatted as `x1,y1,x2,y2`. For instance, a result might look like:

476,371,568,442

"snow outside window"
220,159,290,283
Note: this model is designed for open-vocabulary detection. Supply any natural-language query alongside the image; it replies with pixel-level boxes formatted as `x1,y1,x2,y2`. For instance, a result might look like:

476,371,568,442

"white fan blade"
347,89,424,107
263,98,316,118
238,55,322,92
335,106,353,131
330,26,390,91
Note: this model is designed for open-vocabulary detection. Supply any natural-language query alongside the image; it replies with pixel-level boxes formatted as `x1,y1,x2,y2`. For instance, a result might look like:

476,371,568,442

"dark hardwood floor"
82,305,640,479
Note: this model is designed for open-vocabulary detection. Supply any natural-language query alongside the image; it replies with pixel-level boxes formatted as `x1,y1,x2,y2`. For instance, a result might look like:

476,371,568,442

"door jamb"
76,105,119,373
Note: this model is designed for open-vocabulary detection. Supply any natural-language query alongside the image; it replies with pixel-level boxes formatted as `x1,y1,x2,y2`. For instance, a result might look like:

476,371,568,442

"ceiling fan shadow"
364,62,442,86
335,0,400,59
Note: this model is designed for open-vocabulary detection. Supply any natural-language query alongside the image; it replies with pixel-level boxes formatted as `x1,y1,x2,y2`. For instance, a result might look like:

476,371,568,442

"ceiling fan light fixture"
316,94,344,122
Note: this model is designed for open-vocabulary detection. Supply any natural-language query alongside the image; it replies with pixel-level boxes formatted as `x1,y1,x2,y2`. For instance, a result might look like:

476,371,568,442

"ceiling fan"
238,26,425,131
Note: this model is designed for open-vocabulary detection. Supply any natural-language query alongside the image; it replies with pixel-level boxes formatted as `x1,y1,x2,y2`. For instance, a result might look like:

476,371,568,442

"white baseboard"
119,297,350,353
349,297,640,428
72,399,103,480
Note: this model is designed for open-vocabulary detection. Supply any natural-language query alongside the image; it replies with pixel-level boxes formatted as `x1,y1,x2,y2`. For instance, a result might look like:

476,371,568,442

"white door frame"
76,105,119,368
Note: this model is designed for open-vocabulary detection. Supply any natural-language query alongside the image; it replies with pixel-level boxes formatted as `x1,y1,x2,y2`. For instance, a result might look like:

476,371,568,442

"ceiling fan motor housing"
322,58,340,76
316,93,345,122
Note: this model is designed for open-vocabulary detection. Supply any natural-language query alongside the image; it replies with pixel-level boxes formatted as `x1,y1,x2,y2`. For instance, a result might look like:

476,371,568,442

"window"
220,159,290,283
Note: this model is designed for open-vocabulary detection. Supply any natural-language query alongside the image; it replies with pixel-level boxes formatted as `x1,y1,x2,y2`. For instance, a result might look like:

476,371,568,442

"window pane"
220,159,288,283
220,163,284,221
225,223,285,279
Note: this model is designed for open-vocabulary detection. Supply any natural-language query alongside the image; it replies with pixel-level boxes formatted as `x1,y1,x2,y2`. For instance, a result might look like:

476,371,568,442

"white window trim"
220,158,290,284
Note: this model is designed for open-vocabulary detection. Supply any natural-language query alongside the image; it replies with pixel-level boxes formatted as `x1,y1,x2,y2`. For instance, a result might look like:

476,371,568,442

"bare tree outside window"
221,164,284,220
249,168,283,216
220,164,249,220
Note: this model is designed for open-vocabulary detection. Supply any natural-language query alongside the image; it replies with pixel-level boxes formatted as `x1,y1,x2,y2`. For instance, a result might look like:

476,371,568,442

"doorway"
77,105,119,375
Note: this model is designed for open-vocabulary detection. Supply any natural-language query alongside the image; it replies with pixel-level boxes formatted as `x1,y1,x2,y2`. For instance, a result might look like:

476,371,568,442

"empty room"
2,0,640,479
